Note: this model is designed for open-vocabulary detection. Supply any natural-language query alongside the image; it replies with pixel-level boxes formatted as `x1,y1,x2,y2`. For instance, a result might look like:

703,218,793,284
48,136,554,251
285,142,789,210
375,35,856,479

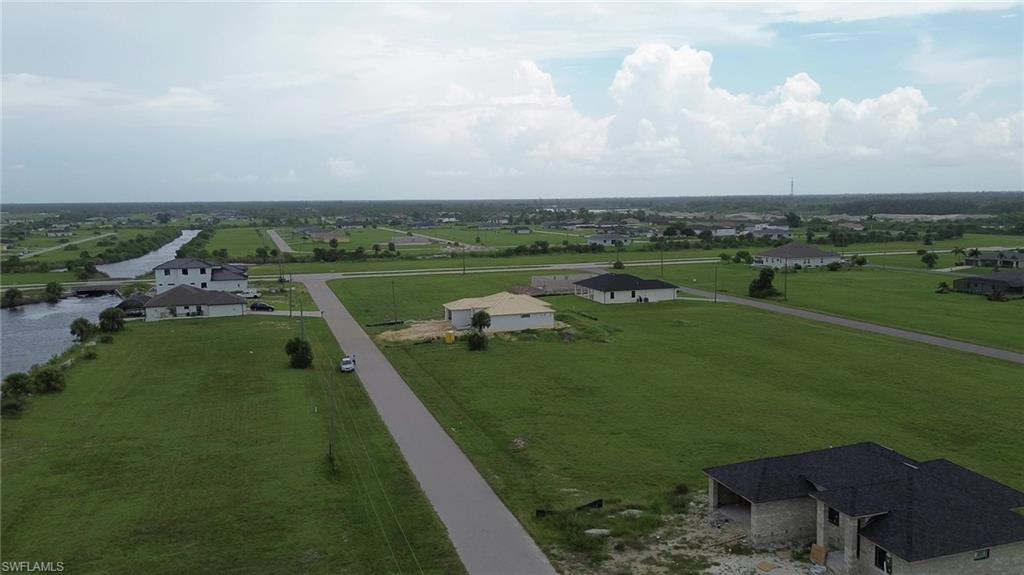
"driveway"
678,286,1024,365
265,229,295,253
302,279,556,575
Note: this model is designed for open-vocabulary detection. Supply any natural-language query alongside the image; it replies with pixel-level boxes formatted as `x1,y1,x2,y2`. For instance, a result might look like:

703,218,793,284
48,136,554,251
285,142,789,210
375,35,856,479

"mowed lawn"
632,264,1024,352
1,317,464,574
329,272,1024,552
204,226,274,258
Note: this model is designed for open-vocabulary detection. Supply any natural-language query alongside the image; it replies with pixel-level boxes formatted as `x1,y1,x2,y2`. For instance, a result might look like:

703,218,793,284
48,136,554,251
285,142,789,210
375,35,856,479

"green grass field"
204,227,274,258
1,317,464,574
397,226,589,248
249,280,319,312
329,273,1024,556
631,264,1024,352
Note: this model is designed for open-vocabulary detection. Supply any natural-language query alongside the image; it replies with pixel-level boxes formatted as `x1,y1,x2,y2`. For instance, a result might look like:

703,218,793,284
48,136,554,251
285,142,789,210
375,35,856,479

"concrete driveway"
302,278,555,575
265,229,295,253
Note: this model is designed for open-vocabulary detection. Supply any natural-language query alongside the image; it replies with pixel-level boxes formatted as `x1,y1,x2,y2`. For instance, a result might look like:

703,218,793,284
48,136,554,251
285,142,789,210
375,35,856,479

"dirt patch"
377,320,470,343
552,498,811,575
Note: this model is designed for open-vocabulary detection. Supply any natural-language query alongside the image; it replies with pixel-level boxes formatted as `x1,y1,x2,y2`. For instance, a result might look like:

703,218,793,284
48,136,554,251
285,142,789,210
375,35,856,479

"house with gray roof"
573,273,678,304
705,442,1024,574
587,233,631,247
964,250,1024,269
153,258,249,294
953,271,1024,298
143,285,245,322
752,243,843,269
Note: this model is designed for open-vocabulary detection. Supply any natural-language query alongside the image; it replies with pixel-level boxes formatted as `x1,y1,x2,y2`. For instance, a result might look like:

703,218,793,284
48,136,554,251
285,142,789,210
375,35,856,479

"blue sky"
2,2,1022,203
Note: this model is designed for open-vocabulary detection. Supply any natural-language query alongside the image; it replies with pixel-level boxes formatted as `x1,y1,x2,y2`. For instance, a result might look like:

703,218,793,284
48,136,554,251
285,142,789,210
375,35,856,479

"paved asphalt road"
679,286,1024,365
303,278,556,575
265,229,295,253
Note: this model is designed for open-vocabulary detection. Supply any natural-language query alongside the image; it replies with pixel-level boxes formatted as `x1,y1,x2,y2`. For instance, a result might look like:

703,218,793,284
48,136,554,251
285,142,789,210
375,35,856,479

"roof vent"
903,462,919,470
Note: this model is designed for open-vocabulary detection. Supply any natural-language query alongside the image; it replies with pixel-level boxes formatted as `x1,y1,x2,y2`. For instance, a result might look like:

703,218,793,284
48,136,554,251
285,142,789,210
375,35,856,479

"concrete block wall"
749,497,816,548
868,540,1024,575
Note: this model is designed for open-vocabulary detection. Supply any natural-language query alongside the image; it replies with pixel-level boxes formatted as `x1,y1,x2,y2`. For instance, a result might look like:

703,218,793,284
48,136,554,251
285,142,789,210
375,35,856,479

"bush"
467,332,489,351
748,268,780,298
826,261,843,271
83,349,99,360
99,335,114,344
70,317,96,342
30,366,67,394
612,260,625,270
284,337,314,368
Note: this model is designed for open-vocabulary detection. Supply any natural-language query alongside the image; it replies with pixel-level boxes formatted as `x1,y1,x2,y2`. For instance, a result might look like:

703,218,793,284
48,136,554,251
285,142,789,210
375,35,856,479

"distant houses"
745,224,793,240
154,258,249,294
964,250,1024,269
573,273,678,304
143,285,246,322
752,243,842,269
442,292,555,332
953,271,1024,299
511,226,532,235
587,233,631,247
705,442,1024,574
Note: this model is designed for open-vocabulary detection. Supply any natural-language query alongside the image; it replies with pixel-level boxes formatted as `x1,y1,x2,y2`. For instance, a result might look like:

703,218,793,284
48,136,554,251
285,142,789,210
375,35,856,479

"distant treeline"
4,191,1021,220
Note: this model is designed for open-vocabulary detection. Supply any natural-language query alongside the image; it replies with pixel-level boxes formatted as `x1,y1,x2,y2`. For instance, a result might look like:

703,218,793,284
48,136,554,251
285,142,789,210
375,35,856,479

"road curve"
265,229,295,253
679,286,1024,365
302,278,556,575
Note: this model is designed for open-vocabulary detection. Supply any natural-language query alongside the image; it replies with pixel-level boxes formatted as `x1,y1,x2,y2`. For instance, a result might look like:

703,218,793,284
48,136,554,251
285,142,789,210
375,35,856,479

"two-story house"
153,258,249,294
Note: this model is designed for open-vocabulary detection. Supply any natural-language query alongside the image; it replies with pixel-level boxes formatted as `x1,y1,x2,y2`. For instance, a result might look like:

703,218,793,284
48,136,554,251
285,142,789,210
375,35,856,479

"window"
182,268,189,275
609,291,615,299
974,549,990,561
201,282,207,289
874,547,892,573
828,507,839,526
163,269,170,276
631,290,636,298
520,314,531,318
199,268,206,274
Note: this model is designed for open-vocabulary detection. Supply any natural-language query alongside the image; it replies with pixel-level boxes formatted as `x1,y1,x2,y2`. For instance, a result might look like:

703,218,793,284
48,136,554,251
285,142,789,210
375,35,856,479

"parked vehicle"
339,356,356,372
249,302,274,312
238,289,262,298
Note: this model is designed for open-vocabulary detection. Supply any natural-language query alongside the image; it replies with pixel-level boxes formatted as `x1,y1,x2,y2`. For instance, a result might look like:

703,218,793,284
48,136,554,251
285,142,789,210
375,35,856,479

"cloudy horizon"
2,2,1023,203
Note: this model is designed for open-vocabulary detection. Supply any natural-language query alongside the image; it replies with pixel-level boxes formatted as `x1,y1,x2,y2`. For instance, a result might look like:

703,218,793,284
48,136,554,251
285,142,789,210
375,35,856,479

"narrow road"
302,279,556,575
21,232,118,258
679,286,1024,365
265,229,295,253
379,226,457,245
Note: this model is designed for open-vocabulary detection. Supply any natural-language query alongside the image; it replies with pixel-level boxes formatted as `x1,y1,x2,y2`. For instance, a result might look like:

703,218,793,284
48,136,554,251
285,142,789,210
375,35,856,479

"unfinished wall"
749,497,816,548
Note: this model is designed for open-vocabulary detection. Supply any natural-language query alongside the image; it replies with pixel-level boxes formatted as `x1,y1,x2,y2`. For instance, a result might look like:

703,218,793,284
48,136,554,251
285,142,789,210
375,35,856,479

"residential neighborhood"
2,3,1023,575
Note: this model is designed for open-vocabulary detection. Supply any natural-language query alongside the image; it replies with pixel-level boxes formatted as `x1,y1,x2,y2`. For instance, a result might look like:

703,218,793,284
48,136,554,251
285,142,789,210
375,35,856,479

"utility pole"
784,258,789,301
299,297,305,340
391,280,398,323
289,273,293,318
462,251,466,275
660,240,665,278
714,263,718,303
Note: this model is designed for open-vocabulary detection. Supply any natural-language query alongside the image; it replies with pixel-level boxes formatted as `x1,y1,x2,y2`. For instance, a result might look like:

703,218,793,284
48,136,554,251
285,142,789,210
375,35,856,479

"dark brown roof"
758,243,840,259
144,285,245,307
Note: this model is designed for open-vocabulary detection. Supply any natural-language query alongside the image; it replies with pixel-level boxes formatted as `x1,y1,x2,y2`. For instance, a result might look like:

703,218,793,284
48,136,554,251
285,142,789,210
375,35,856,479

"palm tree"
98,308,126,332
2,287,22,308
70,317,96,342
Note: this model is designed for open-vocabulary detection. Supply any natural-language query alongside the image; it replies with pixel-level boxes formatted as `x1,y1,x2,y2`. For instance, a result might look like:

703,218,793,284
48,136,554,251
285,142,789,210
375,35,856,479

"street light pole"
714,263,718,303
784,257,789,301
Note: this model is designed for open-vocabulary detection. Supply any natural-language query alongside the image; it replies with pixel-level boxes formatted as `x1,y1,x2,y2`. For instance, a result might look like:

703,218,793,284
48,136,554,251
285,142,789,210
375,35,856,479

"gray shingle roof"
705,443,1024,562
574,273,678,292
960,271,1024,288
154,257,217,270
144,285,245,307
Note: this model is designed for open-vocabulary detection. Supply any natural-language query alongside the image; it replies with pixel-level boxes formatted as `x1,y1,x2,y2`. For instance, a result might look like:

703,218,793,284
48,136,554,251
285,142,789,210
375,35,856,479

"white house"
752,243,843,269
747,225,793,240
573,273,678,304
143,285,246,322
443,292,555,333
153,258,249,294
587,234,631,247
